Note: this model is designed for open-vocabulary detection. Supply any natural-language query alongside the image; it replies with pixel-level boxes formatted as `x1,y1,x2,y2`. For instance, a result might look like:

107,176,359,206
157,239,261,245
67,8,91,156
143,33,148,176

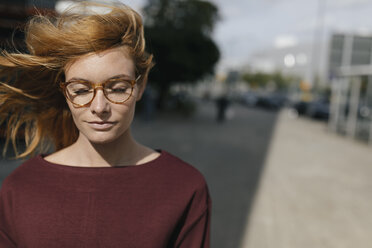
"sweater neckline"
37,149,165,172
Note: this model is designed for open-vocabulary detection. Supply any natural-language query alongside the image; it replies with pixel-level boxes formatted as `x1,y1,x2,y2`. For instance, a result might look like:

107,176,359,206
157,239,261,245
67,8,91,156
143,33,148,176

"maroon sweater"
0,150,211,248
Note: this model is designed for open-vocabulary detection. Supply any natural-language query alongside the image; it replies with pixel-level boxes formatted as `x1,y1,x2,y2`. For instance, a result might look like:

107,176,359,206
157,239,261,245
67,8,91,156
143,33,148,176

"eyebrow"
67,74,132,82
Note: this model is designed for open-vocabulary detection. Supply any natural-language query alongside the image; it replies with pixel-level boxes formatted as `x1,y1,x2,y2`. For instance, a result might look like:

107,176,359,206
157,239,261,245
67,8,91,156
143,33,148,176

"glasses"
60,75,141,107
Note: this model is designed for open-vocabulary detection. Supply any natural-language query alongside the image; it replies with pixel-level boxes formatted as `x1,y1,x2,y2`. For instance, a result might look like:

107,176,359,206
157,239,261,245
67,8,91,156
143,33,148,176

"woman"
0,2,211,247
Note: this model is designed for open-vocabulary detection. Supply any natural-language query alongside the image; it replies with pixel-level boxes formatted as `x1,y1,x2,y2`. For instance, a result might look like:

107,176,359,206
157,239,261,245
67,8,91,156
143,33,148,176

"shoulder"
157,150,208,189
1,156,43,192
154,150,211,207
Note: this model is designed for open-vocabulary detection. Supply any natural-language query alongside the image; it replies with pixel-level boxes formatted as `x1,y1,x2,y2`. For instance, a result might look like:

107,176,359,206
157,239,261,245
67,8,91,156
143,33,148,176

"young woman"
0,2,211,247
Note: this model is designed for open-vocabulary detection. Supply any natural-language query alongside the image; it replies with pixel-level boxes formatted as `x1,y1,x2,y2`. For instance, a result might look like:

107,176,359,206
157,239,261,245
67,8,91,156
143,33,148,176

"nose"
90,88,110,116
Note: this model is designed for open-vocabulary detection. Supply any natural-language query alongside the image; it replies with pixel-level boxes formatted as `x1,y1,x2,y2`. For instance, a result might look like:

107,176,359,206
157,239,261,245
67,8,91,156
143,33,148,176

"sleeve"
0,182,17,248
175,183,212,248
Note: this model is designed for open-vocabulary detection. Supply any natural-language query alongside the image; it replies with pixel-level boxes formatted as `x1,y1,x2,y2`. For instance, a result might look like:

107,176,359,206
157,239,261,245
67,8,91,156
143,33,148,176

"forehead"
65,47,135,81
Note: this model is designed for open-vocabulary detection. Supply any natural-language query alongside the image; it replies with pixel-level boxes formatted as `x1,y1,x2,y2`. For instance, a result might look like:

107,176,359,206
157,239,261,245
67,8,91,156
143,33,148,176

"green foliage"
242,72,271,89
144,0,219,33
143,0,220,109
145,27,219,83
242,71,298,90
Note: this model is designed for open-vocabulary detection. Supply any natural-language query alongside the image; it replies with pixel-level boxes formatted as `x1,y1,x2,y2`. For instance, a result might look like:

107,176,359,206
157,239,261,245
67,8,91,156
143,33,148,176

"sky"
210,0,372,72
57,0,372,73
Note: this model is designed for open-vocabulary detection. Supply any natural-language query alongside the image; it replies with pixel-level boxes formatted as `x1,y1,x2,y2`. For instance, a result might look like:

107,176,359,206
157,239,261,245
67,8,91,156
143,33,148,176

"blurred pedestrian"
0,2,211,247
216,94,230,122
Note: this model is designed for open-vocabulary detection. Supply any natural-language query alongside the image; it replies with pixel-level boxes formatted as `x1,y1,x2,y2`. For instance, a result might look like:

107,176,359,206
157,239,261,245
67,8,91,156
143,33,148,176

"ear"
136,80,147,101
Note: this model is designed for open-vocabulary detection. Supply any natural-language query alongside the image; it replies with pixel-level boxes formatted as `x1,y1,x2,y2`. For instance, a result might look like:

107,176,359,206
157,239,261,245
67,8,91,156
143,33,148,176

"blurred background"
1,0,372,247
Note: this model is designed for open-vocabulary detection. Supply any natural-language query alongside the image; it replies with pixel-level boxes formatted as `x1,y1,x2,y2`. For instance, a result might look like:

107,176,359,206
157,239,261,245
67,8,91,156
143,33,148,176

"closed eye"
111,88,128,93
73,89,91,95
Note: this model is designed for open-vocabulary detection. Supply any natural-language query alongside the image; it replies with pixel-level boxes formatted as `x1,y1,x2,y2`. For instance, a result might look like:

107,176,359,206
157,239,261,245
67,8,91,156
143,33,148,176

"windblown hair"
0,2,154,158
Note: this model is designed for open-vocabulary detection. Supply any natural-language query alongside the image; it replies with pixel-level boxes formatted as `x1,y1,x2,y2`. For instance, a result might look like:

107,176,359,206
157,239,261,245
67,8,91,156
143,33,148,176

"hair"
0,2,154,158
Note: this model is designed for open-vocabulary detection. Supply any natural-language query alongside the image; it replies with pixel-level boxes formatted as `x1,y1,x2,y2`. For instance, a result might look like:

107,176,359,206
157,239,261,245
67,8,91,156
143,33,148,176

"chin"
89,137,117,145
83,131,127,145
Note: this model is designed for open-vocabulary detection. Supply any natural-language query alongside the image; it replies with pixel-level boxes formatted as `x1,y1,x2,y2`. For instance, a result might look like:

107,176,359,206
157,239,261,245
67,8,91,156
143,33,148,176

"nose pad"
90,88,110,114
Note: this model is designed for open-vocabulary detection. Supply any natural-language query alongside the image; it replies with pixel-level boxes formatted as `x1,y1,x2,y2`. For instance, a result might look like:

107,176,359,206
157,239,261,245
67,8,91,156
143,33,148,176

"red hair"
0,2,154,158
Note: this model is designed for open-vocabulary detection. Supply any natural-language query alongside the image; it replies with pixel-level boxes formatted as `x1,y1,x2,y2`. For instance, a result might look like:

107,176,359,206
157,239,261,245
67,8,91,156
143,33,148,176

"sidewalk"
240,109,372,248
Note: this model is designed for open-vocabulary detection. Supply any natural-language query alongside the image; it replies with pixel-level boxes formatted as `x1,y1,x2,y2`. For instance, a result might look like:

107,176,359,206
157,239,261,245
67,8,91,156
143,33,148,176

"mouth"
87,121,117,130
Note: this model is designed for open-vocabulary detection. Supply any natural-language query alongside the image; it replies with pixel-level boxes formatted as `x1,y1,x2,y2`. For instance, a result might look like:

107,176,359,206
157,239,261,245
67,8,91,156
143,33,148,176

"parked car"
240,92,258,107
306,98,330,120
255,92,288,111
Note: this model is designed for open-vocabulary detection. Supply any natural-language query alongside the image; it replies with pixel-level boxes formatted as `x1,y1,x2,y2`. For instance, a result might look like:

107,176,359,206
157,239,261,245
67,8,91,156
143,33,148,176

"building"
328,33,372,144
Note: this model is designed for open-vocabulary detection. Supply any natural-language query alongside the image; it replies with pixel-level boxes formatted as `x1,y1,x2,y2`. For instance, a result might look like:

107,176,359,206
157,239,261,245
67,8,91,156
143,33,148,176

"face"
64,47,145,144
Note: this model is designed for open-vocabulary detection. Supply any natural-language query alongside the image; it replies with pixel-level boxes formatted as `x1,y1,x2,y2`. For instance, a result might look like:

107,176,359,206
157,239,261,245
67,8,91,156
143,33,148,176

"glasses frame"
60,75,141,108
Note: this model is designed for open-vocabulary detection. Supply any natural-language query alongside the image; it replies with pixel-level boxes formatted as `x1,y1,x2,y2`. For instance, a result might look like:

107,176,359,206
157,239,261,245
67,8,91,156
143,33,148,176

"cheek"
116,102,136,122
67,102,83,124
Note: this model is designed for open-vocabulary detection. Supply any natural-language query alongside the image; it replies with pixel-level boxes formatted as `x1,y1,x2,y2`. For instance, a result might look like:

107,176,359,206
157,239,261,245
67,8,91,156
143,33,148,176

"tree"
242,71,298,91
143,0,220,109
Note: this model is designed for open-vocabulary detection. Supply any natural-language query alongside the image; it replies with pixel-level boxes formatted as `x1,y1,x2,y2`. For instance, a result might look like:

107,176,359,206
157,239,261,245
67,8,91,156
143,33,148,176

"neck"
70,129,145,167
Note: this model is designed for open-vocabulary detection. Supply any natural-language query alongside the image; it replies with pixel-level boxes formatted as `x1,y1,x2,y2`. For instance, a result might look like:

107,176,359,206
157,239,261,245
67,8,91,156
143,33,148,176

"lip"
86,121,117,130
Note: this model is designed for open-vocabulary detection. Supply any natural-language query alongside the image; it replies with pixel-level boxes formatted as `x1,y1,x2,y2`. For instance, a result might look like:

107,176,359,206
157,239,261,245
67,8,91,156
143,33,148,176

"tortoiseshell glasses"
60,75,141,108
